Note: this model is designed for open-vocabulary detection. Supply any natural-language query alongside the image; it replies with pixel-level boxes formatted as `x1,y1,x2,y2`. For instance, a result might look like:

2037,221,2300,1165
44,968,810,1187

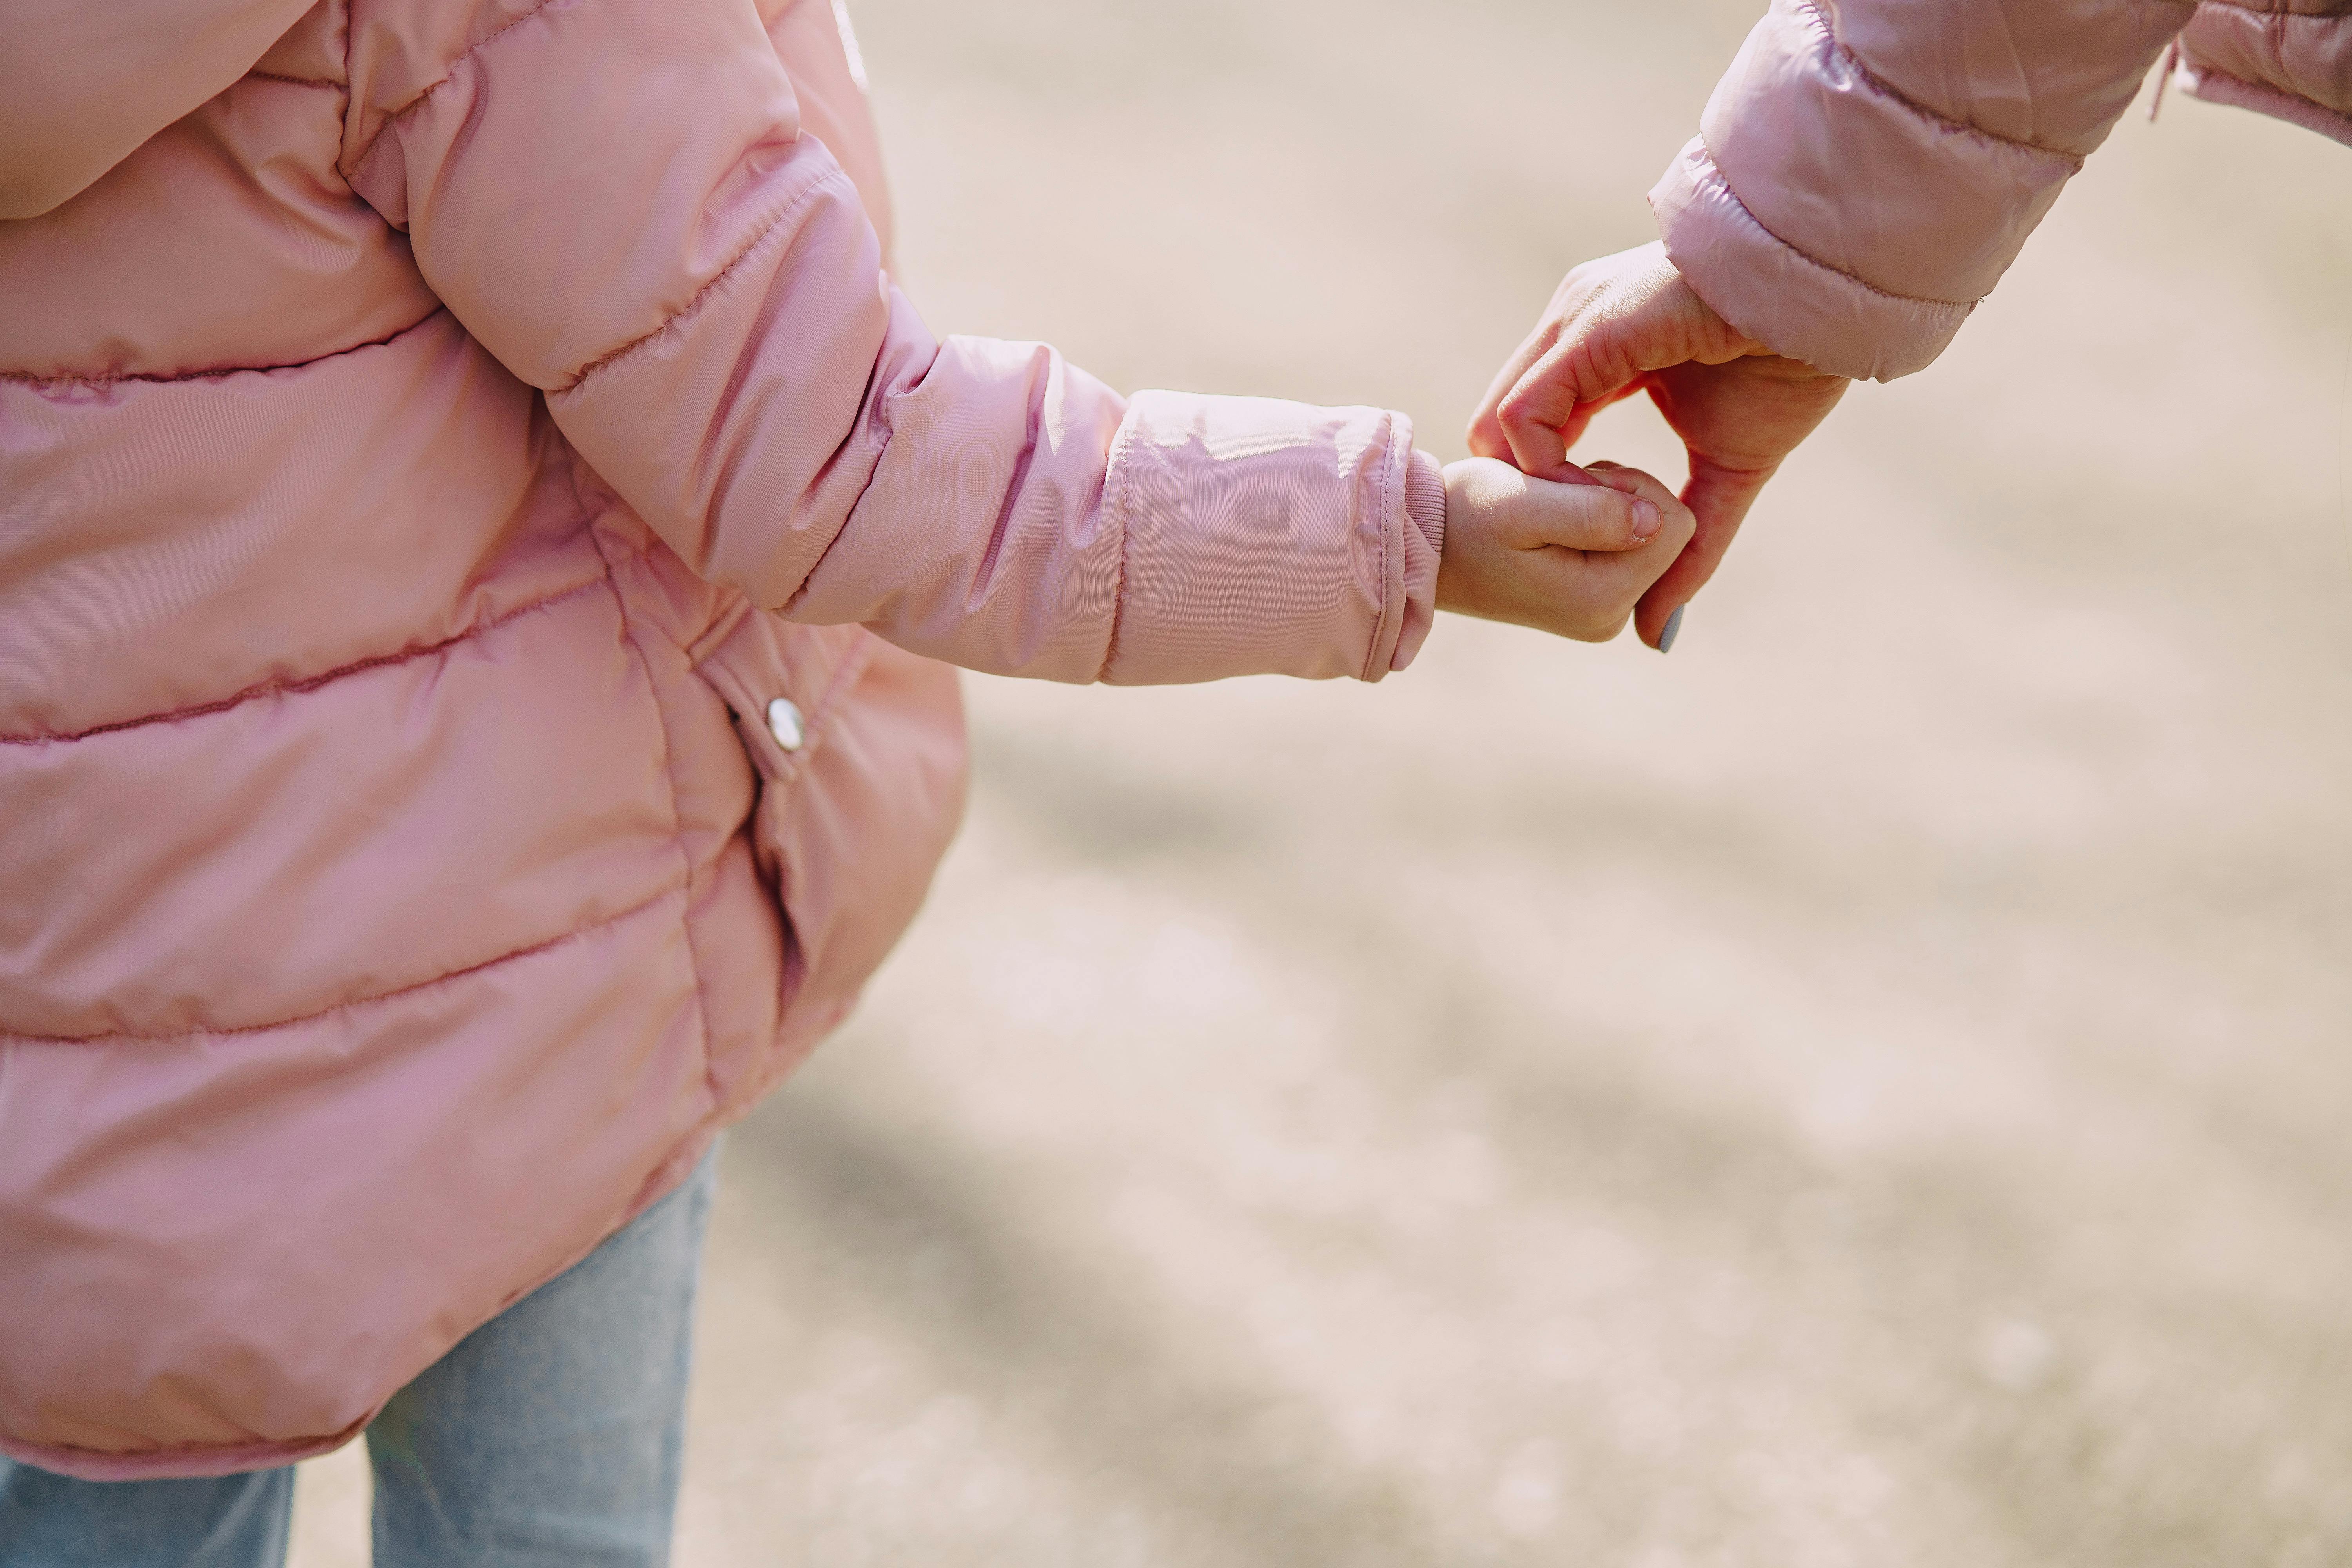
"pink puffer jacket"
1653,0,2352,381
0,0,1445,1479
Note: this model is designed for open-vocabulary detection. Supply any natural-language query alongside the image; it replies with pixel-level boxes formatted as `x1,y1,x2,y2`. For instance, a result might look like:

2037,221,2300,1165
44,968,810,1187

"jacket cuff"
2175,22,2352,149
1389,448,1445,673
1650,136,1971,383
1404,448,1446,555
1095,393,1434,686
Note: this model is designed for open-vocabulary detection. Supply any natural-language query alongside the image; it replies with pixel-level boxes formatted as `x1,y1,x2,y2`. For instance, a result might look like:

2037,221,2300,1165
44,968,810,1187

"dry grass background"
291,1,2352,1562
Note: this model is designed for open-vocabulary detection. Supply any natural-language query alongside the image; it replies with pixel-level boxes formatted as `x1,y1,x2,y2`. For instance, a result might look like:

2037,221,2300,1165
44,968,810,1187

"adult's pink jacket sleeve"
1651,0,2193,381
345,0,1444,683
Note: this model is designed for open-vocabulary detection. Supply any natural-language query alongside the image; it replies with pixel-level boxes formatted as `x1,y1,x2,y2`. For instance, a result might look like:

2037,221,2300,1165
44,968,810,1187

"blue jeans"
0,1145,719,1568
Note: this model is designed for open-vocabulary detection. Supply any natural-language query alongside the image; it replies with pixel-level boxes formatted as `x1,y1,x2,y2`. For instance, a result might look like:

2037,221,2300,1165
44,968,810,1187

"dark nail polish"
1657,604,1684,654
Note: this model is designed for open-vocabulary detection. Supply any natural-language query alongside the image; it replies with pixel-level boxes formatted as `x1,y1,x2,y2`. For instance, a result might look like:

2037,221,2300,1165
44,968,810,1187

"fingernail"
1631,499,1662,540
1657,603,1684,654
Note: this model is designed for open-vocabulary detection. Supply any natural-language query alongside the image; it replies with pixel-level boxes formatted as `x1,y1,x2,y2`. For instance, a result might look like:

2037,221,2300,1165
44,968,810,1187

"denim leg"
0,1459,292,1568
366,1144,719,1568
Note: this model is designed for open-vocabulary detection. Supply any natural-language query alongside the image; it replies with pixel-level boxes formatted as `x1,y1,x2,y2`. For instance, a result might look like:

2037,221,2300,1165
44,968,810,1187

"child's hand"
1435,457,1696,644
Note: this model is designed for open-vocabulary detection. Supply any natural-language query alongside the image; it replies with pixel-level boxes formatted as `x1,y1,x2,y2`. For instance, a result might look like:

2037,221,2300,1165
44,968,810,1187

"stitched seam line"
809,632,877,725
0,310,445,389
2180,62,2352,132
1693,150,1978,310
0,571,617,747
246,71,346,90
2,1417,371,1467
2195,0,2352,16
1,886,682,1045
572,478,722,1116
345,0,567,181
687,596,757,667
1792,0,2091,167
1094,421,1140,683
1361,412,1396,684
559,170,851,391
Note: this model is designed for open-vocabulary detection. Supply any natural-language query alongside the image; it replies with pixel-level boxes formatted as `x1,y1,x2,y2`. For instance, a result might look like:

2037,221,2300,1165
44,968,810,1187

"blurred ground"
292,1,2352,1563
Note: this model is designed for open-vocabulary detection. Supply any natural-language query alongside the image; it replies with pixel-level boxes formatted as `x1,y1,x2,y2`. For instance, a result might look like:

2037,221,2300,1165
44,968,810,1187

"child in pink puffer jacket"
0,0,1690,1558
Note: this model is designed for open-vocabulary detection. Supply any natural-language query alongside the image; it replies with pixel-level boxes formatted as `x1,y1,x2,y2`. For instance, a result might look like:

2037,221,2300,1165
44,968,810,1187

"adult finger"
1494,354,1586,479
1629,454,1776,647
1468,323,1558,461
1493,329,1643,481
1470,322,1640,466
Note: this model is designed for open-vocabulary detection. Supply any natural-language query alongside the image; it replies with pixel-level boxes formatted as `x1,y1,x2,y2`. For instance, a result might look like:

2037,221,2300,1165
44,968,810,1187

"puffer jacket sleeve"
0,0,319,219
1651,0,2193,381
342,0,1442,684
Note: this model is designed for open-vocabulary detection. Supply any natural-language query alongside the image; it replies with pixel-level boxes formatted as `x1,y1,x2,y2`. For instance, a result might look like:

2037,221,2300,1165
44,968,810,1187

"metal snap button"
765,697,806,752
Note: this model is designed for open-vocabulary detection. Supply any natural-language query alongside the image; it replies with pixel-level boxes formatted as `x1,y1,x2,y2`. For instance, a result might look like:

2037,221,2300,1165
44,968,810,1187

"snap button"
765,697,806,752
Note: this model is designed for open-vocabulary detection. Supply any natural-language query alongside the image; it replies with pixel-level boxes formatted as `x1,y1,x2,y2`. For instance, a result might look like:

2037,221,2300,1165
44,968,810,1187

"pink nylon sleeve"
1653,0,2190,381
0,0,319,219
350,0,1433,684
2175,4,2352,147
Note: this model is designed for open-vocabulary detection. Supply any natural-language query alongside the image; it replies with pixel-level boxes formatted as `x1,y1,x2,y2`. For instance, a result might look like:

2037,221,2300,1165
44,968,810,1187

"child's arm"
343,0,1662,681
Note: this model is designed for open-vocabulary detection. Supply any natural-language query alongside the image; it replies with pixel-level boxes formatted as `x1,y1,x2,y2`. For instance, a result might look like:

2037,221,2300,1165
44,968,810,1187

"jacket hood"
0,0,318,219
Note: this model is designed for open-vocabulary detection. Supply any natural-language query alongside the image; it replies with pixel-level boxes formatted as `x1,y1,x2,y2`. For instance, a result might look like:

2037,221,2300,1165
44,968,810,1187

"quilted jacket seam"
2194,0,2352,15
0,1417,370,1472
0,309,444,388
246,71,346,91
1692,147,1980,310
0,883,684,1046
2178,60,2352,139
345,0,567,183
1093,419,1140,683
557,168,851,392
572,456,724,1115
0,566,622,746
1359,411,1397,684
1789,0,2091,168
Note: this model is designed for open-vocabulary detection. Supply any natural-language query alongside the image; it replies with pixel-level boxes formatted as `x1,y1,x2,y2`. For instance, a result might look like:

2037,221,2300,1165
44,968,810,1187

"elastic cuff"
1649,136,1970,382
1387,447,1443,674
1404,448,1446,555
2178,63,2352,149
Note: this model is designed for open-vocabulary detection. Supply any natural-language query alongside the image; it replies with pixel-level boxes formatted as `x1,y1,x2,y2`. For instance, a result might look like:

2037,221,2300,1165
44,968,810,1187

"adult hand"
1468,242,1849,650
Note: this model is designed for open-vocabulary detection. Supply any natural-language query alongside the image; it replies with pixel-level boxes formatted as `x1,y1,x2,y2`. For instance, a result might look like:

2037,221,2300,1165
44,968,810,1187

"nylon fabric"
1651,0,2348,380
0,0,1441,1479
